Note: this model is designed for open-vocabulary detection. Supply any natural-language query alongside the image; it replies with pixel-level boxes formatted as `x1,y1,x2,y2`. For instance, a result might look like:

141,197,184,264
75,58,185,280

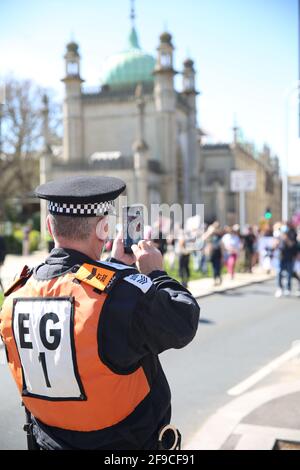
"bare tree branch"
0,77,62,220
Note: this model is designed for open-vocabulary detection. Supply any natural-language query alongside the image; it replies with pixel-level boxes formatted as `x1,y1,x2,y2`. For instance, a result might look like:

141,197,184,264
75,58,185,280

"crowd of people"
156,220,300,295
1,218,300,296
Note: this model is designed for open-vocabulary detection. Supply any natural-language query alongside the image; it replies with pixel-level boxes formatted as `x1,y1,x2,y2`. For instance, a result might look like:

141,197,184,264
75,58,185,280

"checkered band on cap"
48,200,115,216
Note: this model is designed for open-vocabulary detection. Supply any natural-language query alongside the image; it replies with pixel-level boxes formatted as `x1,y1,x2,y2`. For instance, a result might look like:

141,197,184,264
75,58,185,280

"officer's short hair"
49,214,103,241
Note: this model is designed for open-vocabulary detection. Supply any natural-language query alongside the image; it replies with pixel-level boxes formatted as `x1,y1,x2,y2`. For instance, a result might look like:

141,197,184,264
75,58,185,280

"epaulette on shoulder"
4,265,33,297
99,260,138,272
74,260,137,293
123,272,153,294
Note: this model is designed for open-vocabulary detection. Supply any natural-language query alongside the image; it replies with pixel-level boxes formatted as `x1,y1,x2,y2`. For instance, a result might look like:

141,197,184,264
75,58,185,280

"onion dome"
100,28,155,90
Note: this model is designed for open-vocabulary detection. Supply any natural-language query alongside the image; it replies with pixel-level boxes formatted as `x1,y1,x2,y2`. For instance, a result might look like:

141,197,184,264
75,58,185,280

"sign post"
230,171,256,230
239,190,246,230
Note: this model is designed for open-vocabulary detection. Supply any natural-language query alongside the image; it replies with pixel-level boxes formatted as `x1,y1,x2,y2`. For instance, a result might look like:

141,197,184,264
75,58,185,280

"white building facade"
49,23,201,209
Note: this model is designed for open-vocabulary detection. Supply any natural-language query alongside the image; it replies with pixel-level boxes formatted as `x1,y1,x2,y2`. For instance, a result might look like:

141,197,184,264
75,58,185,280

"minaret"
232,115,239,145
182,57,200,204
154,31,177,203
132,83,149,207
128,0,139,48
62,41,84,163
130,0,135,27
182,58,196,95
154,32,176,112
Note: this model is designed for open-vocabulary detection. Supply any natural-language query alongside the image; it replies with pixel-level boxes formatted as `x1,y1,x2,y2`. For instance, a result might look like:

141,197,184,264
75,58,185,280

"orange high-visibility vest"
0,265,150,432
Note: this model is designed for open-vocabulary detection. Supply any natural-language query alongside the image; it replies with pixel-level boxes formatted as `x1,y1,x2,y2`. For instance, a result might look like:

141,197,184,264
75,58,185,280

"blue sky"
0,0,298,174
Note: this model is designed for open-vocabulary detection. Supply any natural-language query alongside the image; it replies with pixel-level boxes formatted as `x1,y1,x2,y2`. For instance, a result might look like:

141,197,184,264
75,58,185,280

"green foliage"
2,202,22,223
164,257,214,282
164,256,233,282
3,229,40,254
3,234,22,254
29,230,40,252
0,291,3,308
32,212,41,232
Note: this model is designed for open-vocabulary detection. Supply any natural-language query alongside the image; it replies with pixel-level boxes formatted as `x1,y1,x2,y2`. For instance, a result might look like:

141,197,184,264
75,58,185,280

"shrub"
29,230,40,252
3,229,40,254
3,234,22,254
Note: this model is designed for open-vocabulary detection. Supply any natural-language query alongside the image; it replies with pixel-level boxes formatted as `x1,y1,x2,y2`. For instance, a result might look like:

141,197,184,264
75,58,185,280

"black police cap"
35,175,126,217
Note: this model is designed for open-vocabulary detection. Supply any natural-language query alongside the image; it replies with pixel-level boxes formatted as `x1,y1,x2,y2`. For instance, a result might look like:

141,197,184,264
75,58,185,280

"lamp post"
40,94,52,249
282,82,300,221
0,100,4,157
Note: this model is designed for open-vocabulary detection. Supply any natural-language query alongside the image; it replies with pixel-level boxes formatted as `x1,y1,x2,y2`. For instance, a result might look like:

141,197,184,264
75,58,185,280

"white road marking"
227,340,300,396
234,423,300,450
183,380,300,450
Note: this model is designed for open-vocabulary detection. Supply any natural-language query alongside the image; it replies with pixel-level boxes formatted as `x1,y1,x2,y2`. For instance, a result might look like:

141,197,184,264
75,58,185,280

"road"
1,279,300,449
160,279,300,446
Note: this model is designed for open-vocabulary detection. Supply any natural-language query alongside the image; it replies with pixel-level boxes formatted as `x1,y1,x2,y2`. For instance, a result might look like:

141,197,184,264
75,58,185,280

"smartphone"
122,205,144,254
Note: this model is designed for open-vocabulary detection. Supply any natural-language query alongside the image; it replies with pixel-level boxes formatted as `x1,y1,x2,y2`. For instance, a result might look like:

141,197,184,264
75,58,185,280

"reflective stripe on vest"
0,272,150,431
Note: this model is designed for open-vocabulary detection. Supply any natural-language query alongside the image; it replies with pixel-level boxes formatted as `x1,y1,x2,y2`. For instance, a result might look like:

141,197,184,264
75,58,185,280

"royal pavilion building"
45,15,202,209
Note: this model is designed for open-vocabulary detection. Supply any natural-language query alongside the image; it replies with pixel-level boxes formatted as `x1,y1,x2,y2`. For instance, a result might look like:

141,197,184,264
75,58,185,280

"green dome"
101,28,155,90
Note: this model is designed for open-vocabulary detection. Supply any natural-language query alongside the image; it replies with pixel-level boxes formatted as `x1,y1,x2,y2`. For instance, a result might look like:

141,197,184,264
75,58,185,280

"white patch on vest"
100,260,136,271
13,298,82,399
123,274,153,293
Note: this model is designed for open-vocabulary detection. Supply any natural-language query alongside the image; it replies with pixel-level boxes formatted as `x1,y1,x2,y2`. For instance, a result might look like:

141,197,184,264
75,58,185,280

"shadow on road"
199,318,215,325
216,288,272,297
216,291,245,297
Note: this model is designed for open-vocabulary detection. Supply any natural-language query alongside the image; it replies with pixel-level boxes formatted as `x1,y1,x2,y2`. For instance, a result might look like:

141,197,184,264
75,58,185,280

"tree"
0,77,61,221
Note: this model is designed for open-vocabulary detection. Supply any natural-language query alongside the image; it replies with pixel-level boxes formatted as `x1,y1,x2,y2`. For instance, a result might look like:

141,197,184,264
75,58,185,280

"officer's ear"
46,215,54,238
95,216,109,241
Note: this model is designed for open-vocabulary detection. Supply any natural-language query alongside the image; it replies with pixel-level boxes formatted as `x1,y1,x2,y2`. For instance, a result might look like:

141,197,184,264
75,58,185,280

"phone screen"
122,206,144,254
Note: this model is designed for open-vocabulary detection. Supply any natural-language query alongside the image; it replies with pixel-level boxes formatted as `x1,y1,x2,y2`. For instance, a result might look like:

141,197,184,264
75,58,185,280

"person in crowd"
177,232,191,288
166,235,176,271
242,225,256,273
189,228,201,273
293,249,300,296
275,222,298,297
22,224,31,257
153,217,167,257
258,226,274,274
200,247,209,275
208,223,223,286
222,225,241,280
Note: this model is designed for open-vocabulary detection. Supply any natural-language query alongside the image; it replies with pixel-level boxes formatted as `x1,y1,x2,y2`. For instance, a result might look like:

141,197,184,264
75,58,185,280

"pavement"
0,251,49,290
1,252,300,451
184,349,300,450
187,267,275,299
184,274,300,450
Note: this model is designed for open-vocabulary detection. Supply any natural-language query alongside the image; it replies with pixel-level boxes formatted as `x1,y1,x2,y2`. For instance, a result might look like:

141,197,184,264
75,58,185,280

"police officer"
0,175,200,450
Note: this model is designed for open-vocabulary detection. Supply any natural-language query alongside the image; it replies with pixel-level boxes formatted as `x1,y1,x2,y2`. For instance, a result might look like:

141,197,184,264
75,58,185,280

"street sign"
230,170,256,192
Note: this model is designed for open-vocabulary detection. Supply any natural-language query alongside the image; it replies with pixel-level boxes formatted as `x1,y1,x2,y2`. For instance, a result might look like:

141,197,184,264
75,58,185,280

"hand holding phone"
131,241,163,275
111,232,136,266
122,205,144,254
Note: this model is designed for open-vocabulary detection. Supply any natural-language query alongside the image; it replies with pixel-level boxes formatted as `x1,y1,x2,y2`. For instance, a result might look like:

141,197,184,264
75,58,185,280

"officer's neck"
54,238,104,261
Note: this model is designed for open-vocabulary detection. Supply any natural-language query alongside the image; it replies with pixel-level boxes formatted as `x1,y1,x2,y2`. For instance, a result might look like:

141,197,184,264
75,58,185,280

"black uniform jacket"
28,248,200,450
